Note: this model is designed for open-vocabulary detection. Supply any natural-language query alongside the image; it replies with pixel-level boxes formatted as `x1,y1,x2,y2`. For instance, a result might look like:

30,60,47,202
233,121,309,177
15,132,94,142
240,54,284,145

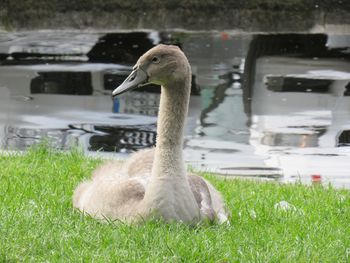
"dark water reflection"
0,31,349,188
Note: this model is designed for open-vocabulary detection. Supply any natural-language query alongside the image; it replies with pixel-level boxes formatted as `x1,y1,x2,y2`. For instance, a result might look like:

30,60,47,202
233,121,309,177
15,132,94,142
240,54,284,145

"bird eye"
152,56,160,63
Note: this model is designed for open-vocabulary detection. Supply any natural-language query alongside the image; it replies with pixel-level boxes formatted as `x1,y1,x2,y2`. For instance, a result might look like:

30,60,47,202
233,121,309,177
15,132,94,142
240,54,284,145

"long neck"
151,74,191,179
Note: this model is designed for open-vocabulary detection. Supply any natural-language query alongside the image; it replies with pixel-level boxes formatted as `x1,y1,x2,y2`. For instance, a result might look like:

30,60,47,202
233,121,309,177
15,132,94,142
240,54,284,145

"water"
0,31,349,188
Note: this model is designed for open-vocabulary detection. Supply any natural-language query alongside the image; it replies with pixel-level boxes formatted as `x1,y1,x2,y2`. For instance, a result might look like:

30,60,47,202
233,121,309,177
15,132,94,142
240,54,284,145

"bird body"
73,44,229,224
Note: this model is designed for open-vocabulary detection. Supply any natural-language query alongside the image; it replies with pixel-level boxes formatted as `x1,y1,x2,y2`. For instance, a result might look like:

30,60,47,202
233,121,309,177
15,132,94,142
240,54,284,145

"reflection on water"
4,126,78,150
88,124,156,152
265,76,333,93
0,31,350,188
31,72,93,95
338,130,350,147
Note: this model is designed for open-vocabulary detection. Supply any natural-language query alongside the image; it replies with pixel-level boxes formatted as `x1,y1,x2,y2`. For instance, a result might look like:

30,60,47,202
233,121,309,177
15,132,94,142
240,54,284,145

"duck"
73,44,229,224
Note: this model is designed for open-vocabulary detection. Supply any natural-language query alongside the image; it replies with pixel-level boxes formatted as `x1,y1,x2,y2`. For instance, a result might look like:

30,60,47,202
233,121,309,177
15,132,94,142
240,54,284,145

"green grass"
0,146,349,262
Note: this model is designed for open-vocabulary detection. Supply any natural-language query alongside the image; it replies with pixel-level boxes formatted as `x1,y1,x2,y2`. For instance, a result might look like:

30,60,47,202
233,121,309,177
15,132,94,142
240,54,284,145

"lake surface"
0,31,349,188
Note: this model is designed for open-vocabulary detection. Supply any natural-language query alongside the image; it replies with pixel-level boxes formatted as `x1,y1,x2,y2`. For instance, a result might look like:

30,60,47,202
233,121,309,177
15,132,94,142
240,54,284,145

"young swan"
73,44,229,224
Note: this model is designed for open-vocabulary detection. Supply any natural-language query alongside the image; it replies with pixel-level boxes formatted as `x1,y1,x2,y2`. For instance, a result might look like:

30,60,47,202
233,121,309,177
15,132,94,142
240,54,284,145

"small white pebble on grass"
249,209,257,219
28,200,37,208
274,201,297,212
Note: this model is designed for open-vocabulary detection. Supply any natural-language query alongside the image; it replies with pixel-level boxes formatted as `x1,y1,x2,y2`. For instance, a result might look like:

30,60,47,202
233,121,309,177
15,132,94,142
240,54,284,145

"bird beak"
112,67,148,97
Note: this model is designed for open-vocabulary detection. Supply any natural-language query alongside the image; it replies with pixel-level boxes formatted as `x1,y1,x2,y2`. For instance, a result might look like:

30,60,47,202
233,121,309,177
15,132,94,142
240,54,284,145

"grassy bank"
0,146,349,262
1,0,350,31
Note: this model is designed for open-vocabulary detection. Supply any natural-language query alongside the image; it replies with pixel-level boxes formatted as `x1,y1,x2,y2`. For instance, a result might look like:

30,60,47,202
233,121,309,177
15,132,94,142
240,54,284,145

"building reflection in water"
0,31,350,187
337,130,350,147
88,125,156,152
245,34,350,186
4,126,80,150
31,72,93,95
